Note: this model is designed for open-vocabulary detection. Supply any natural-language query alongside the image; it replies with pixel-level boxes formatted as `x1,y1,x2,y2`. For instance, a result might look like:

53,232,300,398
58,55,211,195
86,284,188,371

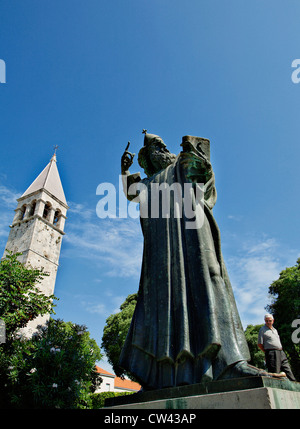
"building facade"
95,366,141,393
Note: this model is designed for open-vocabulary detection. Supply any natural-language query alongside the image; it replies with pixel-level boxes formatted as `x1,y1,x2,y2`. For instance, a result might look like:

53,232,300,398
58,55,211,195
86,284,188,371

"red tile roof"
114,376,141,391
96,366,114,376
95,366,141,391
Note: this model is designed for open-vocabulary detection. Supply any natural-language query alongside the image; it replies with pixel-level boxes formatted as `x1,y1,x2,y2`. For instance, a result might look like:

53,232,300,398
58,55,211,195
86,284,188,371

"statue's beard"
150,150,176,172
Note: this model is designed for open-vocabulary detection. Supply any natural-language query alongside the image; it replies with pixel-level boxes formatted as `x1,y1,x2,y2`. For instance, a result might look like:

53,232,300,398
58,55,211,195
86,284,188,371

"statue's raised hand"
121,142,135,174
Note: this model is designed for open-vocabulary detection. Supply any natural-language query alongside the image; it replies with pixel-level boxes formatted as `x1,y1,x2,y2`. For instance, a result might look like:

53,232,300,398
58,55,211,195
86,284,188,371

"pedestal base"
105,376,300,409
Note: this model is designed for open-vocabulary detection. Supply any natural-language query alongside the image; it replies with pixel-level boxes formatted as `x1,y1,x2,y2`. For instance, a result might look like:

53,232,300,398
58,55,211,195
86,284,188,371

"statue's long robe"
119,148,250,389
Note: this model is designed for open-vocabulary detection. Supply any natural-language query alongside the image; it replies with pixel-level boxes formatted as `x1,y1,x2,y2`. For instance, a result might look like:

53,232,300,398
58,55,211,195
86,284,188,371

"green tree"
0,253,103,408
27,319,102,408
265,258,300,380
101,293,137,379
1,319,102,408
0,251,56,339
90,391,134,409
0,251,57,407
244,324,265,369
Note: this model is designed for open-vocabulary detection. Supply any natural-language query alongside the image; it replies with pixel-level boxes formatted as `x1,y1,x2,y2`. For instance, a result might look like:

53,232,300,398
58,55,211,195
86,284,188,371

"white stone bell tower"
3,151,68,335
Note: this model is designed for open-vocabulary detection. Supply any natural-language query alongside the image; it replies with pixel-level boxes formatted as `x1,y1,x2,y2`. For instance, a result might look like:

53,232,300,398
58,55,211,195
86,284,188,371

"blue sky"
1,1,300,372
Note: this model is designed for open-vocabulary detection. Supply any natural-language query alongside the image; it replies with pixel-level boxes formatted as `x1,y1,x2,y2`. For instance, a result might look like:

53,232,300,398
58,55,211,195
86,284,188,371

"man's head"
264,314,274,328
138,132,176,177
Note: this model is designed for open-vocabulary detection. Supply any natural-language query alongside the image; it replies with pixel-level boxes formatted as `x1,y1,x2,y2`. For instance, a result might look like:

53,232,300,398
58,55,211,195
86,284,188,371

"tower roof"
20,153,67,205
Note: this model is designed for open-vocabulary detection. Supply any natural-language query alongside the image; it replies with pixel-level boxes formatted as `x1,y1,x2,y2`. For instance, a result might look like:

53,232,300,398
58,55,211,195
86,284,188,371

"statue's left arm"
179,144,217,209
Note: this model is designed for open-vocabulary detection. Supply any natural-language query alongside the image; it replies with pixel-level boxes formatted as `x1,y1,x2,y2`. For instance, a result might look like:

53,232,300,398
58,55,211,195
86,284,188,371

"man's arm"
257,328,265,353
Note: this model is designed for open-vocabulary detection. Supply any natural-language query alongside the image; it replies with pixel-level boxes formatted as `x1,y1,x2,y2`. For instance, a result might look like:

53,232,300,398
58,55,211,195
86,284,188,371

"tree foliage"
27,319,102,408
0,250,57,407
0,251,56,339
244,324,265,369
90,391,134,409
265,258,300,380
101,293,137,379
0,252,103,408
0,319,102,408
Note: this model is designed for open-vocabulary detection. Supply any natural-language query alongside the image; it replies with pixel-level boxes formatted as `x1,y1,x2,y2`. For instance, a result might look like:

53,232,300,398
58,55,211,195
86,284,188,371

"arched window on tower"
43,202,52,220
29,200,36,217
19,205,26,221
53,209,61,226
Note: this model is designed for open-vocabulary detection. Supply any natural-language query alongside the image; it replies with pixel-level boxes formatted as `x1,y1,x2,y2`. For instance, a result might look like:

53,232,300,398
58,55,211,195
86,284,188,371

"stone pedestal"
105,377,300,409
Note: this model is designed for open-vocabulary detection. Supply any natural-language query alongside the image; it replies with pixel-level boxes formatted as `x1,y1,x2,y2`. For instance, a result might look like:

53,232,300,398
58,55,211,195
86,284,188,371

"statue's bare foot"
218,361,287,380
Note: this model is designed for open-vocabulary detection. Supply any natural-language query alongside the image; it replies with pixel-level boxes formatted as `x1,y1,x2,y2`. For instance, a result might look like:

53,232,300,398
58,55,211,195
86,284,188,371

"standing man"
258,314,297,381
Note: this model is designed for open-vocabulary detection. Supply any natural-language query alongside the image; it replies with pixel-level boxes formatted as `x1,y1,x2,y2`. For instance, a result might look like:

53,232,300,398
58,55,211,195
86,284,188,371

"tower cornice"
17,188,69,210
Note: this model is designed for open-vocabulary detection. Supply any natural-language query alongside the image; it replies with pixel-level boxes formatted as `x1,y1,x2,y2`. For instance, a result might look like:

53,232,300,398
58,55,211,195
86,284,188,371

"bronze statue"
119,131,267,390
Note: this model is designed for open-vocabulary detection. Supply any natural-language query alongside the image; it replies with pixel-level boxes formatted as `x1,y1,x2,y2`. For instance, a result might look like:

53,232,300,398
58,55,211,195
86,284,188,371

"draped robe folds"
119,143,250,389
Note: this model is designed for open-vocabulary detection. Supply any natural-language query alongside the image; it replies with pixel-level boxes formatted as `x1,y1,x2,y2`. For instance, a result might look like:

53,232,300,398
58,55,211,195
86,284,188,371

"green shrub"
90,391,134,409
